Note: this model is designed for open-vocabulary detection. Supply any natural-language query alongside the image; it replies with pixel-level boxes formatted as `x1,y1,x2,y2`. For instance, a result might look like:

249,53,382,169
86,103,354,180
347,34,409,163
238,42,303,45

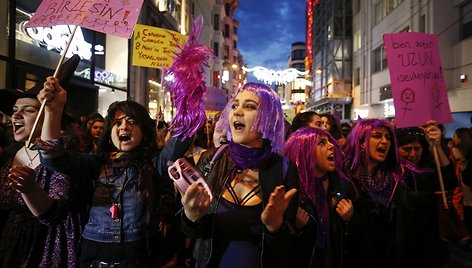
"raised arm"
423,120,450,167
37,76,67,141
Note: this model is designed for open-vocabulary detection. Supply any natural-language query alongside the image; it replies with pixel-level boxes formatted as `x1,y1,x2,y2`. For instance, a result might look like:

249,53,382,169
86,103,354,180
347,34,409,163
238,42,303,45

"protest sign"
203,87,227,112
383,32,451,128
132,24,187,69
25,0,144,39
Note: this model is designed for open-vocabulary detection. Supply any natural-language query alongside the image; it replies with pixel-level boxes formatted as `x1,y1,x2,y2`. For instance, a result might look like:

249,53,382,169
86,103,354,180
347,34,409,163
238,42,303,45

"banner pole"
26,25,78,148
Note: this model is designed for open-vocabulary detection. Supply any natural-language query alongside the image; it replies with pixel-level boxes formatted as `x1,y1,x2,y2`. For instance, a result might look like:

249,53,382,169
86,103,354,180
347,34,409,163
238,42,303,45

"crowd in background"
0,80,472,268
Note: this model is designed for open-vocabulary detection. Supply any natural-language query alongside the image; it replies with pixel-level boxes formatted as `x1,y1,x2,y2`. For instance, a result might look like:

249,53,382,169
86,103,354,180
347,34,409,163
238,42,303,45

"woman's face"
229,90,263,148
452,148,468,172
11,98,42,142
367,127,392,165
320,116,332,131
307,114,322,129
399,140,423,164
314,135,335,177
110,110,143,151
90,121,104,140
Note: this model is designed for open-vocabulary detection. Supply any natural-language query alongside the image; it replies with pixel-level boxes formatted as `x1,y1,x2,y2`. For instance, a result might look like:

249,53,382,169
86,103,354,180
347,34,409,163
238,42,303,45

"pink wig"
164,17,215,140
215,83,284,153
342,118,403,177
284,127,346,203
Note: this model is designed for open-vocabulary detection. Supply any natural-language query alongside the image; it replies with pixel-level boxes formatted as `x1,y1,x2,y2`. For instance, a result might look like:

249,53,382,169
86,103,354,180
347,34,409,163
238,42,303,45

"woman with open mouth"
284,127,354,268
0,85,82,267
37,76,192,267
179,82,299,268
341,118,405,268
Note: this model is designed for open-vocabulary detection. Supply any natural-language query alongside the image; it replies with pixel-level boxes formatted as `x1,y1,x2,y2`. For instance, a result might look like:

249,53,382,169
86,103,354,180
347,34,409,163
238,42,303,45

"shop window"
461,1,472,40
214,14,220,31
354,0,361,14
225,3,231,16
354,31,361,51
372,46,387,73
0,0,7,56
354,67,360,86
419,15,426,33
213,42,219,57
379,85,392,101
224,24,230,38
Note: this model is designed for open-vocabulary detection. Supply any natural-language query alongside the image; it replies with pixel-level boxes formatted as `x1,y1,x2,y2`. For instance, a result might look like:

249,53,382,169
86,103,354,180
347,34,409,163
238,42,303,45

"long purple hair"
164,17,214,140
215,83,284,153
284,127,347,203
342,118,403,181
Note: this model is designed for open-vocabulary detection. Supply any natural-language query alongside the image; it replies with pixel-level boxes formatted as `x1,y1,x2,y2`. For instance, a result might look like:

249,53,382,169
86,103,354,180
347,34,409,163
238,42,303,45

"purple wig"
164,17,214,140
342,118,403,180
284,127,347,203
215,83,284,153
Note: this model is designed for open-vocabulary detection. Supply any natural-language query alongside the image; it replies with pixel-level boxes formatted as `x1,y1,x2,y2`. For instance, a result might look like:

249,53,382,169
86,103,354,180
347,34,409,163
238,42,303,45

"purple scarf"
228,141,273,171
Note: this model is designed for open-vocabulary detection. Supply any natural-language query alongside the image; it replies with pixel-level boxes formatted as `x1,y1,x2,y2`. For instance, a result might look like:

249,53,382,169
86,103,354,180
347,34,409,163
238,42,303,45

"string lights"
242,66,308,85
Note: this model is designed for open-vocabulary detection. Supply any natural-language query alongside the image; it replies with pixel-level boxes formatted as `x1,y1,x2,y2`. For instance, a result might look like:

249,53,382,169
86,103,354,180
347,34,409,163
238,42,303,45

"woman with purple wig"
180,82,299,268
284,127,354,268
341,118,405,268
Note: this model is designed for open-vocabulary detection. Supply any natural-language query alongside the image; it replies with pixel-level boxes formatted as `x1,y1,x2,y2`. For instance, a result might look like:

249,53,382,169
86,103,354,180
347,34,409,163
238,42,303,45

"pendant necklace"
24,146,40,168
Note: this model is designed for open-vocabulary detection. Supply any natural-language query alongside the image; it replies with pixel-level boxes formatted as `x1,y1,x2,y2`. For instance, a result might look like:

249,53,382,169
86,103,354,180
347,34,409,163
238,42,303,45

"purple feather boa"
164,17,215,140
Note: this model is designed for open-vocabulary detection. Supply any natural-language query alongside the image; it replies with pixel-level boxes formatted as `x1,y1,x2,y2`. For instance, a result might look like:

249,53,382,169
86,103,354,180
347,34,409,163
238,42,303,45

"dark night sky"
234,0,306,71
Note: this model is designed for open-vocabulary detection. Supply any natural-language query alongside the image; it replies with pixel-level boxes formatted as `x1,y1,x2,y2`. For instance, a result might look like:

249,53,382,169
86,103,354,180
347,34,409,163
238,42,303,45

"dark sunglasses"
395,127,425,137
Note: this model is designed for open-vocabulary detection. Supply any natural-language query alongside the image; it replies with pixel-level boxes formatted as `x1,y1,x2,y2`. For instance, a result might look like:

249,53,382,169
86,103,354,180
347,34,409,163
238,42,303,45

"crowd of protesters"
1,79,472,268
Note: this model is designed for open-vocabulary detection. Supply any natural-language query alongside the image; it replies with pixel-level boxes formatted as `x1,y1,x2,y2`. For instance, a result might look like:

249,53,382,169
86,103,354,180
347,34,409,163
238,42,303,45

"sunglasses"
395,127,425,137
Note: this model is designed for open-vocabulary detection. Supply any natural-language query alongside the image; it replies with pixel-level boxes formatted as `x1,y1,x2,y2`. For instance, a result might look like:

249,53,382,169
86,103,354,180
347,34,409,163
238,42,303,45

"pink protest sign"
383,32,451,128
25,0,144,39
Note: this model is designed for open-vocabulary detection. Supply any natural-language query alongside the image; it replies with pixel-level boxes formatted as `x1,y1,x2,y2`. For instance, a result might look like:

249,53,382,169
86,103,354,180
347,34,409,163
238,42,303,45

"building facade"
352,0,472,119
306,0,353,121
0,0,194,122
221,0,245,97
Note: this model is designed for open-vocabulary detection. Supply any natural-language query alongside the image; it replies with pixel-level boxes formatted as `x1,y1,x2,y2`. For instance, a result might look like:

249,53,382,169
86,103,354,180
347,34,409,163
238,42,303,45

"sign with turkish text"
25,0,144,39
383,32,451,128
203,87,228,111
132,24,187,69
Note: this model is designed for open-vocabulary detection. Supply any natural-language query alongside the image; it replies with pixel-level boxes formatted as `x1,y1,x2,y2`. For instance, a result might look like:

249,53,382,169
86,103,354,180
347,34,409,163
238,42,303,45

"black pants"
79,238,150,268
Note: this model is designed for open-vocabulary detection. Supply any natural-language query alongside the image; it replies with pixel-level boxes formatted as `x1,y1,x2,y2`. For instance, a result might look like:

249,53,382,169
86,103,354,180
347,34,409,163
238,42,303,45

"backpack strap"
202,144,229,178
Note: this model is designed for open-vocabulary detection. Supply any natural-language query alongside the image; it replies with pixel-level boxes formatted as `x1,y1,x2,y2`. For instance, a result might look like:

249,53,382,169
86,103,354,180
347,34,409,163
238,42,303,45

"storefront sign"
20,23,92,60
384,32,451,128
132,24,187,69
25,0,144,39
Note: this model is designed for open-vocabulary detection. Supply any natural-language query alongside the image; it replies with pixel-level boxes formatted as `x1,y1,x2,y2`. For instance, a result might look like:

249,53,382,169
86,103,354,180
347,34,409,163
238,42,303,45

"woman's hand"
422,120,442,148
261,185,297,233
38,76,67,113
8,165,38,194
334,199,353,221
181,182,211,223
295,207,309,229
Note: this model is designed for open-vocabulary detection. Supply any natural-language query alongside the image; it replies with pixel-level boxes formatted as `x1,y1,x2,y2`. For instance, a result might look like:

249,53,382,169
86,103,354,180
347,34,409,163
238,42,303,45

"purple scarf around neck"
228,141,273,171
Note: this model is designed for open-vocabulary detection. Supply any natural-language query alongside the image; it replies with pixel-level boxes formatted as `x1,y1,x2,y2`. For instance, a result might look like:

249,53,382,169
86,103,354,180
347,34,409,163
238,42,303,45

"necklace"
24,146,40,168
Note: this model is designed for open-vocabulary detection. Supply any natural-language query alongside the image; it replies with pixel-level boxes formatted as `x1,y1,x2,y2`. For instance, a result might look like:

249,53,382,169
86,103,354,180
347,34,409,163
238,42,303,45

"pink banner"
383,32,451,128
25,0,144,39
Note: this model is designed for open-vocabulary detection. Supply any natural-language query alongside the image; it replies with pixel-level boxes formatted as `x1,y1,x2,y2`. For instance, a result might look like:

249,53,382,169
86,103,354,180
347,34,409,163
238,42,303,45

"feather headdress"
164,17,214,140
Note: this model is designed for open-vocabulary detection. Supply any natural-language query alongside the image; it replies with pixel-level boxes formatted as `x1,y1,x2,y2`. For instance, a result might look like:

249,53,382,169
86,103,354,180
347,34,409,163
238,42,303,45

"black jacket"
181,149,299,268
